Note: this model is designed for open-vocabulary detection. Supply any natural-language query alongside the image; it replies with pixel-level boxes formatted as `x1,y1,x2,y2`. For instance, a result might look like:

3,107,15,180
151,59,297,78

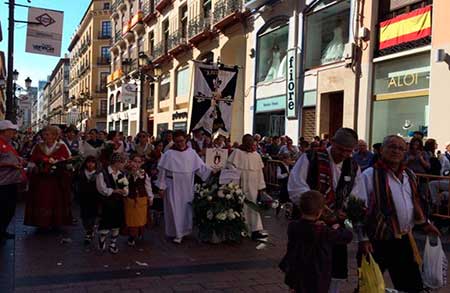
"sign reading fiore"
286,48,297,119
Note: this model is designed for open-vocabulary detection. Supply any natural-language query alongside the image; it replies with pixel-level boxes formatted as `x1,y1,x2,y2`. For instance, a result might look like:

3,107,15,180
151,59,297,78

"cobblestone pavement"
2,204,450,293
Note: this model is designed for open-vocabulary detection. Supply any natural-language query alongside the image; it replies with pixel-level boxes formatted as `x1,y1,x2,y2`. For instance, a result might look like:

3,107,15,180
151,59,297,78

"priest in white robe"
157,130,211,243
227,134,267,241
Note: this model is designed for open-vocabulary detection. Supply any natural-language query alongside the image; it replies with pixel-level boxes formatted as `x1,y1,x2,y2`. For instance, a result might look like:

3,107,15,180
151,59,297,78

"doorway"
319,91,344,137
328,91,343,137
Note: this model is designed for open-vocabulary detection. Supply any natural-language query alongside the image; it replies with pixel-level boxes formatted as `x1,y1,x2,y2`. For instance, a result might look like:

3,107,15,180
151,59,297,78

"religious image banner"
189,62,238,136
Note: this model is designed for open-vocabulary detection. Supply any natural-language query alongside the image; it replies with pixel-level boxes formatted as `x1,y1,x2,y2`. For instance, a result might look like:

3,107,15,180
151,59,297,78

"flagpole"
5,0,16,122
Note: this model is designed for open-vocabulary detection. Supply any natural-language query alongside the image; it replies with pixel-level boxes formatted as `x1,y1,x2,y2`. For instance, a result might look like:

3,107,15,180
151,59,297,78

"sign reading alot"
379,5,431,50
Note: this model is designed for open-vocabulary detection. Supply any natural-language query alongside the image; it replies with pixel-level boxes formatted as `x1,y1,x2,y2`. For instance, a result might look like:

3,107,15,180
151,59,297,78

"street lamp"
12,69,19,81
25,77,32,88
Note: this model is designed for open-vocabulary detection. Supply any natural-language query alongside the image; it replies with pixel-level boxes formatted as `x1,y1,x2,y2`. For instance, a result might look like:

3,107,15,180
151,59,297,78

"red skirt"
24,172,73,228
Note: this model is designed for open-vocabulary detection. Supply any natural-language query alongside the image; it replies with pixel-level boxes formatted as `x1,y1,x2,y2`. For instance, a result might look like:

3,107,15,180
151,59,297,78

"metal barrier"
263,160,283,193
415,173,450,220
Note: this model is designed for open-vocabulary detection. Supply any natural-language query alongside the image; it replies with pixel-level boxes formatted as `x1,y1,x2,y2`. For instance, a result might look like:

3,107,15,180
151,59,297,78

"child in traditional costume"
123,154,154,246
279,191,353,293
95,153,128,254
76,156,100,245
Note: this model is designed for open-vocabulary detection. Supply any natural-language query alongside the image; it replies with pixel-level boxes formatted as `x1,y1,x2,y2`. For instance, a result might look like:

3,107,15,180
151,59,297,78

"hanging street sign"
26,7,64,57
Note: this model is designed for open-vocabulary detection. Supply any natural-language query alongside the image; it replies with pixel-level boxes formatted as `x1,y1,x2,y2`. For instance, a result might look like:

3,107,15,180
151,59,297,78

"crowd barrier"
263,160,283,194
415,173,450,220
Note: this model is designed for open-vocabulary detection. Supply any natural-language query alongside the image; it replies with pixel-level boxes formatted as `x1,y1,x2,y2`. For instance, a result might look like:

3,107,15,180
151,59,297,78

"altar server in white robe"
157,130,212,243
227,134,268,241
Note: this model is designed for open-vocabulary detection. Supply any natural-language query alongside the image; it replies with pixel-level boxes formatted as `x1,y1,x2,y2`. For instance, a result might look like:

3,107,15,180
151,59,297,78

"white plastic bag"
422,236,448,289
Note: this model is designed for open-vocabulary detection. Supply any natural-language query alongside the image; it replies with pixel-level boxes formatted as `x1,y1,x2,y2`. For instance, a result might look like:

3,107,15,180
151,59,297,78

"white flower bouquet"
192,176,247,243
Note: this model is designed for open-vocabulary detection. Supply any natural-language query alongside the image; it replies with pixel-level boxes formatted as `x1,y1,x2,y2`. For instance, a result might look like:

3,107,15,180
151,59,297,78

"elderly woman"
24,125,72,228
133,131,153,161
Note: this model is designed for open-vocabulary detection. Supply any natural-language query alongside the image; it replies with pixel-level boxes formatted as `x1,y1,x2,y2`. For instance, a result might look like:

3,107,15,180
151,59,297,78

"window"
148,31,154,56
138,37,144,54
109,94,114,114
101,21,111,38
305,0,351,68
176,66,189,97
103,2,110,10
147,83,155,109
122,120,129,136
257,20,289,83
180,5,188,39
203,0,212,18
163,19,169,52
100,72,109,89
116,92,122,113
101,46,110,59
100,99,107,115
108,122,114,132
372,96,429,144
159,75,170,101
115,120,120,131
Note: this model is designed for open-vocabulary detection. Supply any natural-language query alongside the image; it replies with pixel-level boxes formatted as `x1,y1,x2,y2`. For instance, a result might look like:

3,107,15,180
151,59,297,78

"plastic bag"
422,236,448,289
359,253,385,293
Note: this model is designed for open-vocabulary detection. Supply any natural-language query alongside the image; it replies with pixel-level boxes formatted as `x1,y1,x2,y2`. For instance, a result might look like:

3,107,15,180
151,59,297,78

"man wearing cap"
0,120,26,243
288,127,365,293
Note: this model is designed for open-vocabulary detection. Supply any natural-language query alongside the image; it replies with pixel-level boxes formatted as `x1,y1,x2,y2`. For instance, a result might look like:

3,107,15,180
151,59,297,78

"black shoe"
98,239,107,252
251,231,269,241
127,237,136,247
3,232,15,240
109,244,119,254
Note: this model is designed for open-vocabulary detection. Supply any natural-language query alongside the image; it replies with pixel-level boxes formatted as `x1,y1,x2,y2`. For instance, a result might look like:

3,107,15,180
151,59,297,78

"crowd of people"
0,119,448,292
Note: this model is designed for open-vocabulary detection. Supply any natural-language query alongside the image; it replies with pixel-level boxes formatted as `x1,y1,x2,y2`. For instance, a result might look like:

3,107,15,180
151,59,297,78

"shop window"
371,96,429,144
256,20,289,83
305,0,351,68
115,120,120,131
122,119,129,136
116,92,122,113
157,123,169,138
159,75,170,101
176,66,189,97
173,122,187,131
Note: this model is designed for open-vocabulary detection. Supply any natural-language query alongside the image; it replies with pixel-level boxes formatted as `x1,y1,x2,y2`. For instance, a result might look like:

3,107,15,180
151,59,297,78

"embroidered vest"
128,174,148,198
368,167,426,240
306,149,358,210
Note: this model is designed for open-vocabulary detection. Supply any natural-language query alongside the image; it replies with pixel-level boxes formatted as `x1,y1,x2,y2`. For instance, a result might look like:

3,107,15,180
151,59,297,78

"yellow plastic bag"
359,253,385,293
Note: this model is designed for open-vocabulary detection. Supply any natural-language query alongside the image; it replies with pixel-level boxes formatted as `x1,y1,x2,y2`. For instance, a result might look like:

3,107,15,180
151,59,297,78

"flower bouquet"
192,176,247,243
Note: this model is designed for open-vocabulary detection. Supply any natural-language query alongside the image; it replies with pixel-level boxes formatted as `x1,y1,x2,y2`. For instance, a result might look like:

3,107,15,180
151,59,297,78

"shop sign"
255,96,286,113
172,111,188,120
286,48,297,119
387,72,419,89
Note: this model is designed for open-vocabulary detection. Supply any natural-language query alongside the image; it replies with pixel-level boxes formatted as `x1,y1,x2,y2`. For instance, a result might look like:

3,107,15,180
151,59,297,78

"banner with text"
189,62,238,136
26,7,64,57
122,83,137,105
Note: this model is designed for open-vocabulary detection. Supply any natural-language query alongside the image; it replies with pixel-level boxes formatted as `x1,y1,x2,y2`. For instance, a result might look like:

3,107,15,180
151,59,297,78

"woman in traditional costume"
227,134,267,241
123,154,153,246
157,131,211,243
99,131,125,169
96,153,128,254
24,125,73,229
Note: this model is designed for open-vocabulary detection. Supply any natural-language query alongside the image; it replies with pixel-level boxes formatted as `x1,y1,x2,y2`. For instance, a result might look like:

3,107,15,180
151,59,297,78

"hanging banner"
122,83,137,104
189,62,238,136
379,5,432,50
26,7,64,57
286,48,297,119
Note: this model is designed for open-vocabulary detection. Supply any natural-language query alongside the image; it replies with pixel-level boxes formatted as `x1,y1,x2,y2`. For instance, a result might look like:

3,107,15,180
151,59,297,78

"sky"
0,0,91,89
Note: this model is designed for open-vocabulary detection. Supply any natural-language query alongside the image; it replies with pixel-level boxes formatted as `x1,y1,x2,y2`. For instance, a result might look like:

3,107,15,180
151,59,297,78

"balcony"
213,0,249,31
155,0,172,13
96,109,108,118
98,31,111,40
153,42,171,64
122,20,132,37
97,57,111,65
188,14,215,46
116,0,126,10
142,0,157,23
78,65,90,77
168,30,190,56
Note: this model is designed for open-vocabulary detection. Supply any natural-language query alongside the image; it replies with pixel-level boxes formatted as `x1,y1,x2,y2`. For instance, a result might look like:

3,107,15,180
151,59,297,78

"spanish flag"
379,5,432,50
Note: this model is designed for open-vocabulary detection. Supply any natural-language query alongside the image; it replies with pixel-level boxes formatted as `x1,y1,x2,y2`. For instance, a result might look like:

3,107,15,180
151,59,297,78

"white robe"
227,149,266,232
157,148,211,238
